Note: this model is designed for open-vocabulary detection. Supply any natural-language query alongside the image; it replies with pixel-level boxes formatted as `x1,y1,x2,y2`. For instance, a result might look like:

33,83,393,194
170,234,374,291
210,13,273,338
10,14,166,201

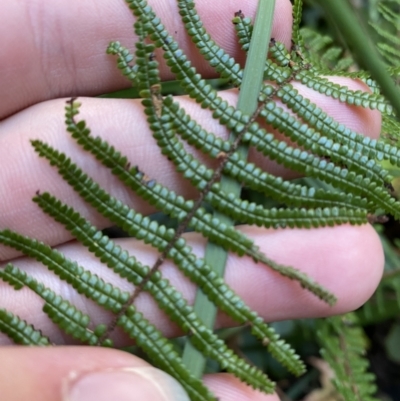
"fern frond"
300,27,354,72
59,97,336,305
2,1,398,399
318,314,379,401
134,0,396,222
0,308,50,346
371,1,400,67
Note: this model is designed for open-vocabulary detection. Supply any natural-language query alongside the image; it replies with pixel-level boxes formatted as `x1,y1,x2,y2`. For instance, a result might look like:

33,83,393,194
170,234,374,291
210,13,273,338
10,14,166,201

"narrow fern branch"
232,12,252,53
106,41,137,83
0,308,51,346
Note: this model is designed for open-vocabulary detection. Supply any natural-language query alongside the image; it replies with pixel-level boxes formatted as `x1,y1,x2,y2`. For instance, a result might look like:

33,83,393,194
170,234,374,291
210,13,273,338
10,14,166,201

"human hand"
0,0,384,400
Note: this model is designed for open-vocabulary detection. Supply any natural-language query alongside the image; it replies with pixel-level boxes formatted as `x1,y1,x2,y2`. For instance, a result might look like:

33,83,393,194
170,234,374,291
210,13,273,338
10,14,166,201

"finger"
0,78,381,260
0,0,292,119
0,224,383,345
204,374,279,401
0,347,276,401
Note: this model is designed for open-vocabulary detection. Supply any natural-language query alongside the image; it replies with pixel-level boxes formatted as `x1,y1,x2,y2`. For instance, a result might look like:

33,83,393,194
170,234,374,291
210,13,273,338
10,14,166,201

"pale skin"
0,0,385,400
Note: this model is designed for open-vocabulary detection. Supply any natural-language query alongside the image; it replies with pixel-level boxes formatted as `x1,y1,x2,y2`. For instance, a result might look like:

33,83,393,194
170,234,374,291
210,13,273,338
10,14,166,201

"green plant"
1,0,400,399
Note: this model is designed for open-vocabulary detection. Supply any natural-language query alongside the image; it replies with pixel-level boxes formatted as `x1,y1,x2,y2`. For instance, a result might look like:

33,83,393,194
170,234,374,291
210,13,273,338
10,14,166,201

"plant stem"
181,0,276,378
317,0,400,117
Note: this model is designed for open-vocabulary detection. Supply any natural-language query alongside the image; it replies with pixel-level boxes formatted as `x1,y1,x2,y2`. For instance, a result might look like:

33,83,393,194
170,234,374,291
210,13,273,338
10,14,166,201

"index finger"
0,0,293,119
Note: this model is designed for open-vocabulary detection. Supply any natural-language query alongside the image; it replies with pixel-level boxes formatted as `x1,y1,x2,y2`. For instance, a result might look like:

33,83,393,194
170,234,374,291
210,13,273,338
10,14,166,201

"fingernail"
66,366,190,401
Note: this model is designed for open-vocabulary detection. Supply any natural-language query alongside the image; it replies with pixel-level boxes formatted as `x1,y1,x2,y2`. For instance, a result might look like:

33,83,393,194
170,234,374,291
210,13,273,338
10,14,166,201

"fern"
358,227,400,326
317,313,378,401
1,0,399,399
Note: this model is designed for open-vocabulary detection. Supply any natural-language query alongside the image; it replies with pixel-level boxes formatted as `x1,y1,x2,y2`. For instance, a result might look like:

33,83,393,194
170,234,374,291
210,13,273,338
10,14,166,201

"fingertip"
204,373,280,401
220,224,384,322
0,347,280,401
324,223,384,314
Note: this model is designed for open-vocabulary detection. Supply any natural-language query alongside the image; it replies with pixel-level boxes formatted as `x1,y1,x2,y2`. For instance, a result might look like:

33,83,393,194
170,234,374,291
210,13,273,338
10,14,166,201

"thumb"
1,347,189,401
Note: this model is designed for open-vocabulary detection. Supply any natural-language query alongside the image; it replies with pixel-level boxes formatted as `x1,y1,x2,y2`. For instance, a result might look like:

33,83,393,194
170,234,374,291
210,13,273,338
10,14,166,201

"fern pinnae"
317,0,400,117
151,104,367,228
141,102,336,303
177,0,243,85
232,12,252,53
298,26,355,73
371,1,400,72
163,96,369,211
371,3,400,66
241,125,400,219
378,42,400,67
295,69,392,113
317,314,379,401
0,229,129,314
268,40,293,69
78,35,309,364
127,0,257,135
33,191,277,390
0,229,219,399
135,12,337,305
224,14,396,181
154,121,367,228
0,264,100,345
31,137,306,375
63,101,296,267
133,3,398,217
106,41,137,84
275,83,400,166
0,308,51,346
258,99,392,187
